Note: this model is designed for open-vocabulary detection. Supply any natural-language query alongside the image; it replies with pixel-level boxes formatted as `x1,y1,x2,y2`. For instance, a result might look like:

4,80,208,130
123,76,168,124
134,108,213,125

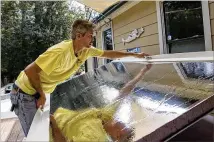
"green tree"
1,1,73,84
1,1,99,85
1,1,21,83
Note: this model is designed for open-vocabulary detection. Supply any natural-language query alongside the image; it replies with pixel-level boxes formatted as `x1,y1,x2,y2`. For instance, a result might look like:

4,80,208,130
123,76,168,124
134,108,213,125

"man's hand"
119,64,153,98
141,64,153,73
37,94,46,109
101,50,150,59
50,115,57,127
135,52,150,58
145,64,152,71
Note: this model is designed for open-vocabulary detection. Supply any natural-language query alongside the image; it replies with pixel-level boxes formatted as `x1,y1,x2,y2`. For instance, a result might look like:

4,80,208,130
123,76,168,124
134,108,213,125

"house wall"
87,1,214,72
112,1,159,55
87,1,159,71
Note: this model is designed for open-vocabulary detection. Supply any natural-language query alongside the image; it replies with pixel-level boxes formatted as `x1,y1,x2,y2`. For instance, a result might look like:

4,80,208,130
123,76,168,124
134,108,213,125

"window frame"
92,36,99,69
156,1,213,54
101,20,115,64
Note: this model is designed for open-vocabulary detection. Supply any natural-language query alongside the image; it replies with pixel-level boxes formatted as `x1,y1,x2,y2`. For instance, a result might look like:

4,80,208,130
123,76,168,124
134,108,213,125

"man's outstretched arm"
119,64,152,97
101,50,149,59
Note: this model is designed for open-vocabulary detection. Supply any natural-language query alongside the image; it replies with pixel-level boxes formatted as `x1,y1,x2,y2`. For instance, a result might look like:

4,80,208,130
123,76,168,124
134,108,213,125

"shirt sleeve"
35,48,62,76
88,47,104,57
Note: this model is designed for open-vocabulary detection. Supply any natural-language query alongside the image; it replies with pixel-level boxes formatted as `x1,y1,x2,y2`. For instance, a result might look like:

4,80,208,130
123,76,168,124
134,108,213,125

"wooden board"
7,120,25,142
0,118,24,142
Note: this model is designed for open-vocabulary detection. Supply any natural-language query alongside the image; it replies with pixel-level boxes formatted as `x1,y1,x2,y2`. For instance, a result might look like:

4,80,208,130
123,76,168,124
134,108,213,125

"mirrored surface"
50,61,214,141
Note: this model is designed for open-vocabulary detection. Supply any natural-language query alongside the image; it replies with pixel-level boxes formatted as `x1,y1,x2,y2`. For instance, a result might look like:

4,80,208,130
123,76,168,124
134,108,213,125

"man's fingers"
40,105,44,110
144,53,150,56
36,102,40,108
146,64,153,70
50,115,55,123
142,52,150,56
142,53,151,59
36,101,44,110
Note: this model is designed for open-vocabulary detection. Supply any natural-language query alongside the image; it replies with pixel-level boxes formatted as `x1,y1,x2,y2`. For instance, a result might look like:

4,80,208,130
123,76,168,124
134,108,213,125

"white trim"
101,21,114,65
110,20,115,50
101,27,105,65
101,21,111,65
95,1,141,30
156,1,167,54
113,51,214,63
156,1,213,54
202,1,213,51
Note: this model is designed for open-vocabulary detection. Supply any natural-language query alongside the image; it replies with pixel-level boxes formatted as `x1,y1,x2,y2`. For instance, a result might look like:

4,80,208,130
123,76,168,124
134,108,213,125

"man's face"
79,30,93,48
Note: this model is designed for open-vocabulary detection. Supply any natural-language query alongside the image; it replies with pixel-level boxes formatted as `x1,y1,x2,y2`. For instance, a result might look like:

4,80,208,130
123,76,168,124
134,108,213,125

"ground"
1,118,25,141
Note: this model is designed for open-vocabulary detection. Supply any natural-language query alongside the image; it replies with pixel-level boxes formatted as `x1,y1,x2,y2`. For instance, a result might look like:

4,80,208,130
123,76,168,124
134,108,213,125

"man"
50,64,152,142
10,19,149,136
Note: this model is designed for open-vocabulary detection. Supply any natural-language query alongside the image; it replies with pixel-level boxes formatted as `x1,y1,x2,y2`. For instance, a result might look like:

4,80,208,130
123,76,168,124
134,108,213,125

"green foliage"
1,1,96,83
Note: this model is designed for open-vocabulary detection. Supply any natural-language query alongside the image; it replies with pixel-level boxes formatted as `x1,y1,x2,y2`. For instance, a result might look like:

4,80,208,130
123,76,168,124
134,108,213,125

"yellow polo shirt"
50,103,119,142
15,40,104,95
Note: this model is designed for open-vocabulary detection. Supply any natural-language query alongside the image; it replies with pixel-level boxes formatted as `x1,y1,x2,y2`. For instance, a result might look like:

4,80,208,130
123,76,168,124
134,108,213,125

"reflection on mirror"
50,61,214,141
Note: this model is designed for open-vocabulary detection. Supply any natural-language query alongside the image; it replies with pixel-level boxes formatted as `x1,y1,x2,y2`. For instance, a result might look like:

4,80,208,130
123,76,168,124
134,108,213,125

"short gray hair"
71,19,95,39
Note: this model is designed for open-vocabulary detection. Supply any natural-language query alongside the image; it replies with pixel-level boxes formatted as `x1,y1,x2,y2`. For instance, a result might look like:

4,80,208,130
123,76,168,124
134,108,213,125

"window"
164,1,204,53
102,28,113,63
157,1,212,54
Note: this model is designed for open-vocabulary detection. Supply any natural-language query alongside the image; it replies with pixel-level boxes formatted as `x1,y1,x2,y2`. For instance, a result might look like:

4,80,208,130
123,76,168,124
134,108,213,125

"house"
79,0,214,93
79,1,214,70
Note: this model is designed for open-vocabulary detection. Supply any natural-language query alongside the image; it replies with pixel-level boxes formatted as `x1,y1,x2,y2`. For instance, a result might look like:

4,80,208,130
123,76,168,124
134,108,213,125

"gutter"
93,1,127,23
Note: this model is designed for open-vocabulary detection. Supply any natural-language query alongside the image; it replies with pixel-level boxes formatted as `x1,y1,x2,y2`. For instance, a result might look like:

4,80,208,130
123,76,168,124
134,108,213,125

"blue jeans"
10,87,38,136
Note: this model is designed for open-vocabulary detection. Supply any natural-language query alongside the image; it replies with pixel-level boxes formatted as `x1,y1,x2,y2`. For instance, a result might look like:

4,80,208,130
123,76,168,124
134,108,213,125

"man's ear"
76,33,81,40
